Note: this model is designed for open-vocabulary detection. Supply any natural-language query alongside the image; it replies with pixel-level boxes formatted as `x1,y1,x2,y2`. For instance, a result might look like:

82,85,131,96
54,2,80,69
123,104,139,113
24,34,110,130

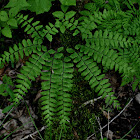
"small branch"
107,110,110,138
87,98,134,140
95,116,103,140
102,98,133,130
79,96,102,108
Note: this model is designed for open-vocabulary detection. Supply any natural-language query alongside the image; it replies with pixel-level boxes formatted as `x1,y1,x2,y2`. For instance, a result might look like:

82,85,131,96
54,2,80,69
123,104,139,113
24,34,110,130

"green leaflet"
7,18,18,27
59,0,76,6
26,0,53,15
0,11,8,21
2,104,14,113
52,11,64,19
65,11,76,20
5,0,30,17
1,26,12,38
60,25,66,33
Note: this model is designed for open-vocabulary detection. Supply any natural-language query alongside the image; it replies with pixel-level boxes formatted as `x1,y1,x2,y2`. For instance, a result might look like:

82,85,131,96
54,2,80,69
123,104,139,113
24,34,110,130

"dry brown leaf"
118,92,126,98
102,110,111,119
104,130,113,140
34,90,42,102
99,107,111,119
3,119,18,130
73,128,79,139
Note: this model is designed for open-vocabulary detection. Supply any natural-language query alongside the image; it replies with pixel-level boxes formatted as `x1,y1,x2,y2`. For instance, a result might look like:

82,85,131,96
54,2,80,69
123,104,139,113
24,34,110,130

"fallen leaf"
104,130,113,140
103,110,111,119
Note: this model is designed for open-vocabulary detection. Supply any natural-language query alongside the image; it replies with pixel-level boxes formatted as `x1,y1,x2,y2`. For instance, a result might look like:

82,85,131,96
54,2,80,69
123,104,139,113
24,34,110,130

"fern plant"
0,0,140,139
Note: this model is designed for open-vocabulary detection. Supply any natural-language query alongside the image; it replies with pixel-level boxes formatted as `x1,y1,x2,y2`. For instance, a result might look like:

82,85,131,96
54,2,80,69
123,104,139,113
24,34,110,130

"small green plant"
0,74,14,98
0,75,15,113
0,0,140,139
0,10,18,38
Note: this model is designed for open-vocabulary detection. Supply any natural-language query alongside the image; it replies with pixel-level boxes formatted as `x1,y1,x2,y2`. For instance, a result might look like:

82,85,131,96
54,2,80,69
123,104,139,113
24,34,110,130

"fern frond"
67,48,120,109
40,65,57,128
93,0,121,11
40,47,73,130
76,42,134,73
84,2,98,14
17,14,44,43
1,39,42,65
97,8,133,32
119,47,140,88
57,56,73,128
80,6,133,34
90,30,133,49
73,11,99,40
17,14,60,42
43,22,59,42
123,17,140,38
77,17,97,40
13,49,49,104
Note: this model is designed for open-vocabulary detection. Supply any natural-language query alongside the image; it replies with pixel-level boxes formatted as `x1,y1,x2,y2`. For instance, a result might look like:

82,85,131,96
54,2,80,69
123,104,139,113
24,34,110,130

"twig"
21,126,47,140
0,98,24,127
95,116,103,140
87,98,134,140
79,96,102,108
102,98,133,130
107,110,109,138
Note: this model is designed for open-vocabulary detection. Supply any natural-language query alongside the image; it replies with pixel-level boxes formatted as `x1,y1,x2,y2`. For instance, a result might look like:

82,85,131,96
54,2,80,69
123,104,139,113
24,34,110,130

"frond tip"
40,48,74,130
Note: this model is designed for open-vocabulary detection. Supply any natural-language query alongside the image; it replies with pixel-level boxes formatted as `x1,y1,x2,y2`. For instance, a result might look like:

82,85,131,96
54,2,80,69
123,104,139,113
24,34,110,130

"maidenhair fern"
40,51,73,132
67,48,120,108
0,0,140,139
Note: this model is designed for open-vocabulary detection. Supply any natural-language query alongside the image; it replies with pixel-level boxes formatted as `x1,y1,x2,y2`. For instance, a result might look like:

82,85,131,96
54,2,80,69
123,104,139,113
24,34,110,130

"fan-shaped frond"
17,14,59,42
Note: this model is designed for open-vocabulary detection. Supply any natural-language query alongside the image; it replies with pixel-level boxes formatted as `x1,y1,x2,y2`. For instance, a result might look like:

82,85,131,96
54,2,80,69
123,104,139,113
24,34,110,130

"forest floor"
0,67,140,140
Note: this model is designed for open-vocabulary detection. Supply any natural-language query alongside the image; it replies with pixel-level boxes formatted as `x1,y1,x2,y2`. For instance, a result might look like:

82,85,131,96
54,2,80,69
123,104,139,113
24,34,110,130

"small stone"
104,130,113,140
0,109,4,119
135,93,140,104
0,81,3,85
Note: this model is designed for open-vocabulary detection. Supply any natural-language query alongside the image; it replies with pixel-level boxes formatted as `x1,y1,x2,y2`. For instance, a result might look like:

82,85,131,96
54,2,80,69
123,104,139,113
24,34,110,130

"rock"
104,130,113,140
0,109,4,119
135,93,140,104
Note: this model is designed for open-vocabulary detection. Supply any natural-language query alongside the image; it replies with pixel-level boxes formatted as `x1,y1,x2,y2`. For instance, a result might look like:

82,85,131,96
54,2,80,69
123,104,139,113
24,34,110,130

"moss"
41,70,103,139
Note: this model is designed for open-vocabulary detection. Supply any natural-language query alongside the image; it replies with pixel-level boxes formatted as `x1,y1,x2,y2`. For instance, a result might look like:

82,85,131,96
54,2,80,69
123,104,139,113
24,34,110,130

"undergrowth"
0,0,140,139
